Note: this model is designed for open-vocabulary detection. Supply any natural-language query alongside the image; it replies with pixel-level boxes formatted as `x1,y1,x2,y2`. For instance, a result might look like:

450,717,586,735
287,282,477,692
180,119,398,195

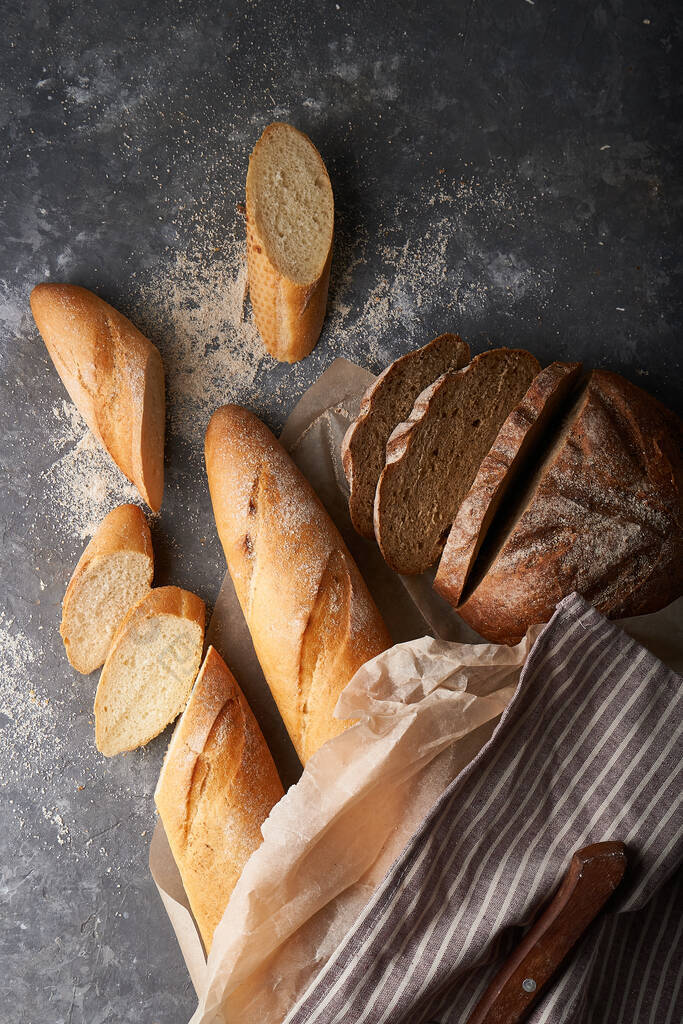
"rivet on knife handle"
465,840,627,1024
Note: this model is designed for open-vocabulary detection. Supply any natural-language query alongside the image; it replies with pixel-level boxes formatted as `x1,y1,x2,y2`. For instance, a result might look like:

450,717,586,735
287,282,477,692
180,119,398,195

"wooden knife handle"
465,841,627,1024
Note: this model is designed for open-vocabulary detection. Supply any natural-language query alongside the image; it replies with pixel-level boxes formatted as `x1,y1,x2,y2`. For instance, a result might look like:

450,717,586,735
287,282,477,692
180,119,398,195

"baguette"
31,283,165,512
61,503,154,674
205,404,391,763
246,122,334,363
155,645,284,952
94,586,205,756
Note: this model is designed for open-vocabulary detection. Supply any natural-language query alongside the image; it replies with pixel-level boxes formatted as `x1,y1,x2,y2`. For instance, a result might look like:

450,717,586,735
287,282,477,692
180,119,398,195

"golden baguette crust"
434,362,582,608
155,646,284,952
60,503,154,673
246,122,333,363
204,404,391,763
30,283,165,511
94,586,205,756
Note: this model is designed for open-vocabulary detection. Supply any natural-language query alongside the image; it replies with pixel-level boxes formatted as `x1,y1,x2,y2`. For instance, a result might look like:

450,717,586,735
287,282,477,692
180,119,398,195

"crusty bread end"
31,282,165,512
61,503,154,674
246,123,334,363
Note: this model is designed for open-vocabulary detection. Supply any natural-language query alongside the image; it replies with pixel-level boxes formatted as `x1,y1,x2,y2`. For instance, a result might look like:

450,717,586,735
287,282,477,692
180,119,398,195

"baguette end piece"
246,122,334,363
31,282,166,513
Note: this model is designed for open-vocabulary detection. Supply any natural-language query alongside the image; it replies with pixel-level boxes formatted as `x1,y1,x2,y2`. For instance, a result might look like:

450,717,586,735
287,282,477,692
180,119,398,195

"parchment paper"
149,357,683,1024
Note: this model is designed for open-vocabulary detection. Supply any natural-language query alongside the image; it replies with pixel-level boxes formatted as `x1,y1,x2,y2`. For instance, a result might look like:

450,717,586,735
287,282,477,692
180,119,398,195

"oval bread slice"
246,122,334,363
154,645,284,952
341,333,471,539
374,348,541,575
61,504,154,674
434,361,582,608
94,586,205,756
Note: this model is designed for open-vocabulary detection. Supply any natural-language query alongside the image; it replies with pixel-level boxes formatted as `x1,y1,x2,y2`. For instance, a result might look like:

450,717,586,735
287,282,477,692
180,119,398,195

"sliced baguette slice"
94,586,205,756
457,370,683,644
374,348,540,575
342,333,471,539
434,362,582,608
61,504,154,674
246,122,334,363
155,646,284,952
30,283,165,512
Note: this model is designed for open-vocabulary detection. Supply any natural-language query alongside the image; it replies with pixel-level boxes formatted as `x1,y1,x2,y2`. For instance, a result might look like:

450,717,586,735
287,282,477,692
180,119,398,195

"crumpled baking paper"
149,358,683,1024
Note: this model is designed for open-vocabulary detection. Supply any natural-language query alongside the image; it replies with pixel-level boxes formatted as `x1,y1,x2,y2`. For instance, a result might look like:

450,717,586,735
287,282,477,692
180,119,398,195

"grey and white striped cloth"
286,593,683,1024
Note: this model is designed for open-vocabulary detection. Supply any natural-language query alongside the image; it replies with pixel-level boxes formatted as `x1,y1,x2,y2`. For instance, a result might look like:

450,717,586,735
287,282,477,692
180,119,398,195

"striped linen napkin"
285,593,683,1024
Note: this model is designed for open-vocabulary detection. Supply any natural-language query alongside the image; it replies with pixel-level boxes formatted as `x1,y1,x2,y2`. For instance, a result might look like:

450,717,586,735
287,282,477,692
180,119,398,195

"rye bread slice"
434,361,582,607
458,370,683,644
374,348,540,575
341,333,470,538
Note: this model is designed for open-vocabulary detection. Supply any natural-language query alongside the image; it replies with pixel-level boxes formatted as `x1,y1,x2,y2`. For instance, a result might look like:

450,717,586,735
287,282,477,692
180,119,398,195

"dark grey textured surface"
0,1,681,1022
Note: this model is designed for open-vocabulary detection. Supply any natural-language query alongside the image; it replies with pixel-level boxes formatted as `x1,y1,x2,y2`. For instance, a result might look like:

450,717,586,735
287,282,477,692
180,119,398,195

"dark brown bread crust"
434,362,582,608
458,370,683,644
374,349,541,575
341,334,470,539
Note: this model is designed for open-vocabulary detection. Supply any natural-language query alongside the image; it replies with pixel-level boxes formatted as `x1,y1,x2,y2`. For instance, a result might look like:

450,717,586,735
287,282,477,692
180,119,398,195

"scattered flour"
34,158,546,547
42,805,71,845
42,400,142,541
0,611,61,786
136,242,267,442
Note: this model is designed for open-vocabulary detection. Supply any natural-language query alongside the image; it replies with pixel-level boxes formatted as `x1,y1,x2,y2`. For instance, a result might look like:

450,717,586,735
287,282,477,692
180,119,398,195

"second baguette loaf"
155,645,284,952
205,404,392,763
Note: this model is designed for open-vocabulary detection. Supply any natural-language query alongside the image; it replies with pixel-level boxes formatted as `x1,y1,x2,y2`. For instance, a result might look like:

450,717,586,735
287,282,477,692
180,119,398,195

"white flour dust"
41,401,142,542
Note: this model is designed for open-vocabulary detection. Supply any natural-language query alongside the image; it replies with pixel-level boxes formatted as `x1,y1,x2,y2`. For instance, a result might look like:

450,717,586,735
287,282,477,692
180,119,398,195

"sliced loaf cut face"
434,362,582,608
246,122,334,363
374,348,540,575
458,370,683,644
94,586,205,756
341,333,471,539
60,504,154,674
